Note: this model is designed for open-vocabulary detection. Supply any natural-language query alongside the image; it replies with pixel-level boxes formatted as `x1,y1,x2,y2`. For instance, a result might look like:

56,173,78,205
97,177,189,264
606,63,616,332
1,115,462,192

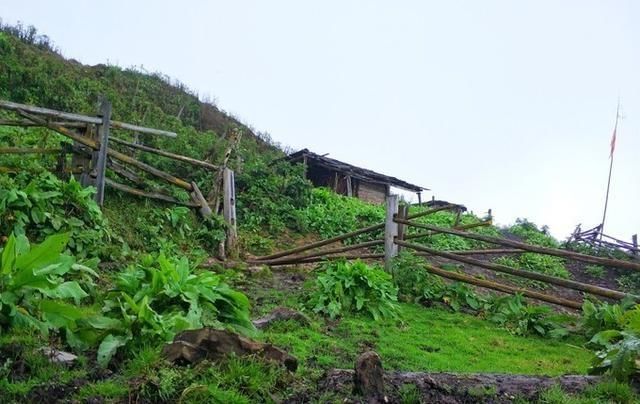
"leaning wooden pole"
395,240,635,301
252,239,384,266
110,136,219,170
254,204,462,262
421,263,583,310
406,204,458,220
395,219,640,272
255,223,385,261
19,111,193,191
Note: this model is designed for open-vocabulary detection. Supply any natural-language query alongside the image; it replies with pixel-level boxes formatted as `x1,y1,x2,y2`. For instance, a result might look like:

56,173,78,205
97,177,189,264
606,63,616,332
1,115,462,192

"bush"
297,188,385,240
93,252,254,366
0,172,108,258
484,294,567,338
309,260,399,320
0,232,95,337
236,159,311,233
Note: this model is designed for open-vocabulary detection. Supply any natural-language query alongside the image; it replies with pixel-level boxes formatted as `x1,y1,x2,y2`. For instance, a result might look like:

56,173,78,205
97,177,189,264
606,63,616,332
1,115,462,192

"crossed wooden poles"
0,99,239,256
251,199,640,310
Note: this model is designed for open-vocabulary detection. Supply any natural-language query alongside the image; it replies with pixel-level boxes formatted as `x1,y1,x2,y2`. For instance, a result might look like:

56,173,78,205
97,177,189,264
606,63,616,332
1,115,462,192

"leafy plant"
589,330,640,381
584,264,605,279
484,294,567,338
309,260,399,320
580,299,636,339
0,172,108,258
0,232,94,337
94,252,254,366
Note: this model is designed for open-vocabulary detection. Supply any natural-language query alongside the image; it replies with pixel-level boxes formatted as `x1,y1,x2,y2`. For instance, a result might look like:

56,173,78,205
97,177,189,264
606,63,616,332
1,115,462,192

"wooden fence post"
94,99,112,205
396,204,408,253
223,168,238,259
384,194,399,272
633,234,638,257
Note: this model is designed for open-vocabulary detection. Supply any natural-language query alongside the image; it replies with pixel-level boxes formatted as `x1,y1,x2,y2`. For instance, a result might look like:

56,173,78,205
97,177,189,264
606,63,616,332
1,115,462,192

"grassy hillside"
1,24,639,403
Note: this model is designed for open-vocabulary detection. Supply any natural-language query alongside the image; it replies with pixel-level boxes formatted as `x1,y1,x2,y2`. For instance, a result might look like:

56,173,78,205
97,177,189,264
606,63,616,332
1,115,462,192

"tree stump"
354,351,388,403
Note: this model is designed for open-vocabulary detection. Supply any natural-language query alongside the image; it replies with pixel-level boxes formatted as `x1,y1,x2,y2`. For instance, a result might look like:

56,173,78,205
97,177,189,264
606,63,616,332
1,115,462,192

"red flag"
610,127,617,158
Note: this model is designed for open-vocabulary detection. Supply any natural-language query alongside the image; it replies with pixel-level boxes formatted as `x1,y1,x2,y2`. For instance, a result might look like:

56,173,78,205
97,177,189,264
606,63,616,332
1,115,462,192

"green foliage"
0,172,108,258
309,260,399,320
589,330,640,381
236,160,311,233
495,253,569,282
512,380,639,404
393,253,567,337
0,232,94,337
297,188,385,240
94,253,254,366
509,218,559,248
484,294,567,338
616,273,640,295
582,301,640,380
584,264,605,279
580,299,636,339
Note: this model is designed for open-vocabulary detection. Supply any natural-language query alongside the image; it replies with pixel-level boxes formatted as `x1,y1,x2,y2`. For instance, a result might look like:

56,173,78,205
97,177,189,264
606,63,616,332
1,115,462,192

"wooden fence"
568,224,638,258
0,98,239,257
250,195,640,310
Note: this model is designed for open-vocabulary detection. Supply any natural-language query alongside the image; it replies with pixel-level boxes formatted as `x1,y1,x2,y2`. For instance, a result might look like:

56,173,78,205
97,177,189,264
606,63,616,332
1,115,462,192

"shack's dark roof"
286,149,427,192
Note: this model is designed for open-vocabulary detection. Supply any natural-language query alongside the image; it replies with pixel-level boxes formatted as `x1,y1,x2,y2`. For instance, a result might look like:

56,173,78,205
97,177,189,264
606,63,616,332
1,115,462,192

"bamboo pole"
396,219,640,272
254,239,384,266
421,263,582,310
19,111,193,191
396,240,634,301
110,136,219,170
105,178,199,207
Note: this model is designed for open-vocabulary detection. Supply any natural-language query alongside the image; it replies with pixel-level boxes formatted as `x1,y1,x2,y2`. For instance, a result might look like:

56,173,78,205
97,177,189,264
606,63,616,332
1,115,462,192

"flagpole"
600,100,620,238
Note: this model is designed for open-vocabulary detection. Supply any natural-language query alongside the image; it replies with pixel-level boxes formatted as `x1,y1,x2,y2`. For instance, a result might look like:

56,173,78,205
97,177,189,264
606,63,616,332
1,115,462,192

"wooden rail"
395,219,640,272
421,263,583,310
0,99,177,137
395,240,634,301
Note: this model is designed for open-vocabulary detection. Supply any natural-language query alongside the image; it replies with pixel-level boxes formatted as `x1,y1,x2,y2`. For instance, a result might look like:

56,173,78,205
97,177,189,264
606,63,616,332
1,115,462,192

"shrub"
236,160,311,233
584,264,605,278
93,252,254,366
309,260,399,320
297,188,384,241
580,299,636,339
0,172,108,258
509,218,559,248
484,294,567,338
0,232,95,337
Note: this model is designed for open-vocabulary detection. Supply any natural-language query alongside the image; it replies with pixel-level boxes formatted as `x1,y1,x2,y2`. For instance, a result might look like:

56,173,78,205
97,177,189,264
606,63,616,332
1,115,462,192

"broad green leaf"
97,334,129,367
49,281,89,304
15,233,70,271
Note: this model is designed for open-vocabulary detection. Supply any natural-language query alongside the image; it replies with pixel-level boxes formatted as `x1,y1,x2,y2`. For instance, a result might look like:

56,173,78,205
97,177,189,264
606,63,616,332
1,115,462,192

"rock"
39,347,77,366
252,307,310,329
162,328,298,371
354,351,388,403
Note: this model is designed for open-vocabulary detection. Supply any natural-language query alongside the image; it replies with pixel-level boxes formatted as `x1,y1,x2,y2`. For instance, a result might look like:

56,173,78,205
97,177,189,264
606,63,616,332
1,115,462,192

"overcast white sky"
2,1,639,240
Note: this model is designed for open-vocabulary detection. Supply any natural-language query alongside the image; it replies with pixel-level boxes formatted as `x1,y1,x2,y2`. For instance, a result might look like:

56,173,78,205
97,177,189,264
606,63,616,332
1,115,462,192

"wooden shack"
286,149,427,204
